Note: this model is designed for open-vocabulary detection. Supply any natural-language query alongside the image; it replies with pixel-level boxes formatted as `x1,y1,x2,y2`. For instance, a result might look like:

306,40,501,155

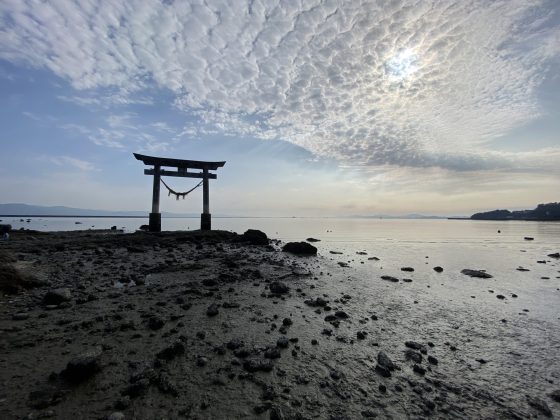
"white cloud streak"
2,0,560,172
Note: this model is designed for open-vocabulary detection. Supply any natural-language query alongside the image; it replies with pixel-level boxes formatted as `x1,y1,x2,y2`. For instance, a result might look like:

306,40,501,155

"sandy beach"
1,229,559,419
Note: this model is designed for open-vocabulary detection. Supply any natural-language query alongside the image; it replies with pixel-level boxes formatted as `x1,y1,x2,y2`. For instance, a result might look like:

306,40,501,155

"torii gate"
134,153,226,232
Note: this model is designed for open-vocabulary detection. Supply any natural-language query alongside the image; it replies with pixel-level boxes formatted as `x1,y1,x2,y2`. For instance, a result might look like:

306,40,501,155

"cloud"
2,0,560,172
41,155,96,171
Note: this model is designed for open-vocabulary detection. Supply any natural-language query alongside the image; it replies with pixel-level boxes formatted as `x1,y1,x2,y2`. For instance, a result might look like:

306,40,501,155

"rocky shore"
0,229,558,419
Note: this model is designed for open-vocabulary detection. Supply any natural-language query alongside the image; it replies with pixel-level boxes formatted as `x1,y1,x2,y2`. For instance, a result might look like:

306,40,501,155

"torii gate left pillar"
134,153,226,232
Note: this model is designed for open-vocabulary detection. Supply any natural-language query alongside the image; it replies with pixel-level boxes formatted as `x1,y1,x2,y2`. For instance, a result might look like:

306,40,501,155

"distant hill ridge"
0,203,196,217
471,202,560,221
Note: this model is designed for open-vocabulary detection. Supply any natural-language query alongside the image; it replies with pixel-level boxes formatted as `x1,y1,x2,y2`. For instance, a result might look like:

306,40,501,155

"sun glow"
386,48,419,81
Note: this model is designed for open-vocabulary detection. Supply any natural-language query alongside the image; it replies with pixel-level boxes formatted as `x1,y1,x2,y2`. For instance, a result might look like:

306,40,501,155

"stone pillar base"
201,213,211,231
149,213,161,232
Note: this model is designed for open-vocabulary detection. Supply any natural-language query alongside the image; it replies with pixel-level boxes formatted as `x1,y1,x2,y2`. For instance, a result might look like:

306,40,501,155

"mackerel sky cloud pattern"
1,0,560,174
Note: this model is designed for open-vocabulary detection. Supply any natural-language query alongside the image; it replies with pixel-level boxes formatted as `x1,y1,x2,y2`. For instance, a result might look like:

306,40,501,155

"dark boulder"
548,252,560,259
156,341,185,361
282,242,317,256
433,266,443,273
381,275,399,282
306,238,321,242
43,288,72,305
61,347,102,383
527,395,552,417
269,281,289,295
240,229,269,245
461,269,493,279
0,224,12,234
377,351,397,372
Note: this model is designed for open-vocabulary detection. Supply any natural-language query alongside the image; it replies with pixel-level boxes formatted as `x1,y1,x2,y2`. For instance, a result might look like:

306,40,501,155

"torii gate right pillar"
201,168,211,230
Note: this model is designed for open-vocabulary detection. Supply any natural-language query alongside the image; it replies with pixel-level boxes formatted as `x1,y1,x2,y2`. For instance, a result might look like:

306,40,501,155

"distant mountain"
471,202,560,221
0,203,197,217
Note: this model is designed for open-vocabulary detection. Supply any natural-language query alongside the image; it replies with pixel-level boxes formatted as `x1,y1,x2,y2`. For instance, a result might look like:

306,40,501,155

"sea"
3,216,560,411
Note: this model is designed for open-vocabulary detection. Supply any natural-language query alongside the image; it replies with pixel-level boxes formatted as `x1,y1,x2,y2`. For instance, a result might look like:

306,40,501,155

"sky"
0,0,559,217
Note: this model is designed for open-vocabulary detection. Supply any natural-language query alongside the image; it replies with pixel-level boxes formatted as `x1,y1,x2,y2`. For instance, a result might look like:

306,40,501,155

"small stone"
405,349,422,363
282,318,293,326
427,356,438,365
206,303,219,316
461,269,493,278
156,341,185,361
43,288,72,305
147,316,165,330
282,242,317,255
277,337,289,348
61,347,102,383
413,364,426,375
269,282,289,295
401,267,414,272
549,389,560,402
357,331,367,340
527,395,552,417
433,266,443,273
381,275,399,282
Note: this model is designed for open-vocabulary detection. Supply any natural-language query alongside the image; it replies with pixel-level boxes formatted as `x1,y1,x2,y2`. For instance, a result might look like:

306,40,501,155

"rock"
526,395,552,417
110,226,117,231
43,288,72,305
0,224,12,234
264,348,281,359
461,269,493,278
139,224,149,231
282,242,318,256
306,237,321,242
156,341,185,361
107,413,125,420
413,364,426,375
405,349,422,363
61,347,102,383
368,257,380,261
304,297,328,307
433,266,443,273
401,267,414,272
282,317,293,326
548,253,560,259
524,237,534,241
549,390,560,402
427,356,438,365
496,294,506,300
381,275,399,282
12,312,30,321
277,337,289,348
357,331,367,340
335,310,349,319
196,356,208,367
375,364,391,378
226,339,244,350
206,303,219,316
330,251,343,254
148,315,165,330
337,262,349,268
269,281,289,295
243,358,274,373
377,351,397,372
241,229,269,245
405,341,426,352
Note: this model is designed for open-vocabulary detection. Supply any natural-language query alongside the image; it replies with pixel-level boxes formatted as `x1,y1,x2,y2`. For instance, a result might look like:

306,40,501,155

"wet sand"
0,229,559,419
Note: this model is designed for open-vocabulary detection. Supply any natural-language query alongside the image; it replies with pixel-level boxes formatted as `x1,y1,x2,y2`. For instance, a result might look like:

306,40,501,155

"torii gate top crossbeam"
134,153,225,171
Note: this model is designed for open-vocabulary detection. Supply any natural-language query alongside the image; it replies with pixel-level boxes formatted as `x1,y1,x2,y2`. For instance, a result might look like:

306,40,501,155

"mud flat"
0,229,559,419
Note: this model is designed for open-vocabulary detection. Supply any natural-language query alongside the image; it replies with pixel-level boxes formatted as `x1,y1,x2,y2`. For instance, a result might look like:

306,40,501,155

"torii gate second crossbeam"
134,153,226,232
